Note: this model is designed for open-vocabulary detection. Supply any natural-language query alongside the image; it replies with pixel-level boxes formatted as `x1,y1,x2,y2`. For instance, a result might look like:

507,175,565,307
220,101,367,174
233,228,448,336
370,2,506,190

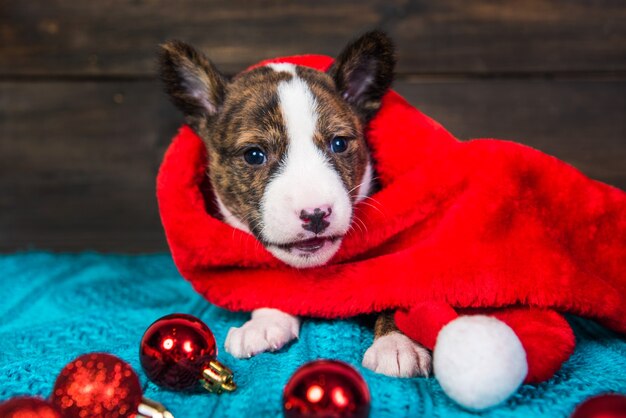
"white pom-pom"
433,315,528,410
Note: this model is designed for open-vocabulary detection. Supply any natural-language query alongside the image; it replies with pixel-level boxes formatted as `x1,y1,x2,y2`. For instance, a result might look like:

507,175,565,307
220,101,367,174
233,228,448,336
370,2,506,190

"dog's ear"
158,40,227,126
328,31,395,119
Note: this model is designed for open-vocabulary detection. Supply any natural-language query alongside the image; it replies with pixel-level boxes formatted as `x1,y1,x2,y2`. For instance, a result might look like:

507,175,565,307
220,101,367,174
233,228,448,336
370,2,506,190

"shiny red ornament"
570,394,626,418
140,313,236,393
0,396,63,418
283,359,370,418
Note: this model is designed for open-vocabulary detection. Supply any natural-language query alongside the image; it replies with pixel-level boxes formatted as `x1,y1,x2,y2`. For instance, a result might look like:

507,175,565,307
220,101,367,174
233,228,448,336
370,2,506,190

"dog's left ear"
328,31,395,119
158,40,227,130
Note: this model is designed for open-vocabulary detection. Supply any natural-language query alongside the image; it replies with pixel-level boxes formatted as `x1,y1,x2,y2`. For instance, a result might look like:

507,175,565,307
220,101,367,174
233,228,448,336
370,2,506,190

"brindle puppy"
159,31,431,377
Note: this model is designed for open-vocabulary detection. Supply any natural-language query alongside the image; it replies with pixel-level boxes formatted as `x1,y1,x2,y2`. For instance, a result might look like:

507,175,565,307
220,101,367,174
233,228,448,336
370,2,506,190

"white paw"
224,308,300,358
362,331,432,377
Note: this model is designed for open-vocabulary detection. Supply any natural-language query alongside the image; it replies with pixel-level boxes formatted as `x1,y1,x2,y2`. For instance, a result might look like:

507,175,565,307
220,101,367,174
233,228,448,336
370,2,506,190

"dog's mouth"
272,236,342,254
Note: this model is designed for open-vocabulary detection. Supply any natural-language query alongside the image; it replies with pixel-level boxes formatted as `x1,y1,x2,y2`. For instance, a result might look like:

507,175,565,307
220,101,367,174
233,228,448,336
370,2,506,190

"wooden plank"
0,78,623,251
1,0,625,77
0,81,178,252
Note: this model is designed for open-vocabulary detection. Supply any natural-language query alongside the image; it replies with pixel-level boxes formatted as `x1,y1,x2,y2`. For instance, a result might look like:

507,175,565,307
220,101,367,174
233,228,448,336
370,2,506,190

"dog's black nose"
300,207,331,234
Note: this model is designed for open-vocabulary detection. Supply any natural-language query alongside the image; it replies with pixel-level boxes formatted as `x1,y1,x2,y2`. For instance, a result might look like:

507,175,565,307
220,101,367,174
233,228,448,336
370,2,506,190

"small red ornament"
571,394,626,418
283,359,370,418
140,313,236,393
50,352,173,418
0,396,63,418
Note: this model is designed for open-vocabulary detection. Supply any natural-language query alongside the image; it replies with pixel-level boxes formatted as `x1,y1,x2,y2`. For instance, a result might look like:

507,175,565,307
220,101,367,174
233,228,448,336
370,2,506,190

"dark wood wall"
1,0,624,252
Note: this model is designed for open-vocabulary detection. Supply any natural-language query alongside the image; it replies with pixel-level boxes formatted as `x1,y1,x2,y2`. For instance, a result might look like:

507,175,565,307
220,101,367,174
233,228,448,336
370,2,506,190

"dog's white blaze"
266,63,297,76
261,73,352,267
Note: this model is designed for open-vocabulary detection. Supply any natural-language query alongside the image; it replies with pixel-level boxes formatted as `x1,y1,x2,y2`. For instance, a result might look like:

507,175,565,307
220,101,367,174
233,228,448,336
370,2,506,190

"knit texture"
0,252,624,417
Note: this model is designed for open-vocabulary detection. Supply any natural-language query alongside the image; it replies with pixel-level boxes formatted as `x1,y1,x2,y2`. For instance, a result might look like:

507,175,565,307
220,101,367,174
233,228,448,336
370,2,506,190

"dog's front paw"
224,308,300,358
362,331,432,377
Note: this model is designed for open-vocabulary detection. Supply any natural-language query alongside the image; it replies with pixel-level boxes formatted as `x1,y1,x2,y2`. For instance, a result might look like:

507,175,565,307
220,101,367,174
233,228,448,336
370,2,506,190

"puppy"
159,31,431,377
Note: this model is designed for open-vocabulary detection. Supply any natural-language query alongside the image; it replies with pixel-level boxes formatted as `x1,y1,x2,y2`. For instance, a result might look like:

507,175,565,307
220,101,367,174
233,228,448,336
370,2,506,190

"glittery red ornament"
0,396,63,418
49,353,173,418
570,394,626,418
283,360,370,418
50,352,143,418
140,313,236,393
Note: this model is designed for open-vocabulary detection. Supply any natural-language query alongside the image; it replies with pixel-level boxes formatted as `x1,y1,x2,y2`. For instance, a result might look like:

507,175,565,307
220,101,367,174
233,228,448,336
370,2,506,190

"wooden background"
1,0,624,252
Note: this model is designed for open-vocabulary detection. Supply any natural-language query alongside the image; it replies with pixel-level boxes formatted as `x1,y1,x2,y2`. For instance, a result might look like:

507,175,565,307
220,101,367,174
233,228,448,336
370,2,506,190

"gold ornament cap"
201,359,237,393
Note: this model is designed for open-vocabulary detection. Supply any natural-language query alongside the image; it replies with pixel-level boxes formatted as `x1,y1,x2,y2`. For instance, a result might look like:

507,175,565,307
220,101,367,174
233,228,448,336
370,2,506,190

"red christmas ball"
283,360,370,418
0,397,63,418
571,394,626,418
50,352,143,418
140,313,218,391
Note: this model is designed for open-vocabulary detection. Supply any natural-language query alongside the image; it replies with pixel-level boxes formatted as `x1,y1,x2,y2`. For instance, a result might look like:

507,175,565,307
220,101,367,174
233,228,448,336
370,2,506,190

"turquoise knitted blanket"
0,253,624,417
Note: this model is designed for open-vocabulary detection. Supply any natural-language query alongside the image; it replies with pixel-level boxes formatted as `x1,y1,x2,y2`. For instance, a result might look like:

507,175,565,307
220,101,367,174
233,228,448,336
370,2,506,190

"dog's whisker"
356,200,386,218
358,193,383,206
348,174,383,195
350,216,366,235
353,215,369,235
364,195,384,207
358,195,387,215
348,181,367,194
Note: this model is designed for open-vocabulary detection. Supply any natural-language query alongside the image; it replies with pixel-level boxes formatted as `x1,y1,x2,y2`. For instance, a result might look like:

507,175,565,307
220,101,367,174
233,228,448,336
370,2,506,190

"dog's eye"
243,147,267,165
330,137,348,154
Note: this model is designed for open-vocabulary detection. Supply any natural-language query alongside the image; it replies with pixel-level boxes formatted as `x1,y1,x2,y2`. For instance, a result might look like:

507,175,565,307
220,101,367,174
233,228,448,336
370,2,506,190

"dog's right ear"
328,31,395,120
158,40,227,125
